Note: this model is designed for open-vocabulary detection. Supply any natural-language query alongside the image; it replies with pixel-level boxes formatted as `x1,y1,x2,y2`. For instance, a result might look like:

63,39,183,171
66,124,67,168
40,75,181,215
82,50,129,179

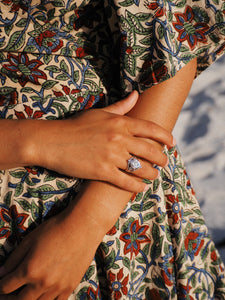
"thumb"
0,236,30,278
103,91,139,115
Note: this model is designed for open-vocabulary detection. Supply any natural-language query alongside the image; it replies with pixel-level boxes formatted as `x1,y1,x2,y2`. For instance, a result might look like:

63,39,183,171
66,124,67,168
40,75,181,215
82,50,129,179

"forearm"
0,119,38,169
66,58,197,237
129,58,197,132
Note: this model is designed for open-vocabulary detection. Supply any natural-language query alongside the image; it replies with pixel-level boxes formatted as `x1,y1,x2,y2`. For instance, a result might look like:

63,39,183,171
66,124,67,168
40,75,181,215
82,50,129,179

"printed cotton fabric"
0,0,225,298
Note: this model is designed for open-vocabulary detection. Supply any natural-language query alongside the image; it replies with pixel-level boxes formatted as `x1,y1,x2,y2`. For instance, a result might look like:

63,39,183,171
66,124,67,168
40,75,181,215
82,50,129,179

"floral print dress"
0,0,225,299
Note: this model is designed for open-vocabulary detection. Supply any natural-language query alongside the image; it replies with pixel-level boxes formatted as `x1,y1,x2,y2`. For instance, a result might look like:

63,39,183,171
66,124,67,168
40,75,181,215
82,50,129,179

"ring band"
127,157,142,172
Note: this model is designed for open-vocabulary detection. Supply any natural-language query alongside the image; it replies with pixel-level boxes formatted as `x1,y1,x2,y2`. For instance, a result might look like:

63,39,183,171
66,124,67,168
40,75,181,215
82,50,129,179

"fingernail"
165,157,169,167
144,185,149,192
173,137,177,146
0,266,6,277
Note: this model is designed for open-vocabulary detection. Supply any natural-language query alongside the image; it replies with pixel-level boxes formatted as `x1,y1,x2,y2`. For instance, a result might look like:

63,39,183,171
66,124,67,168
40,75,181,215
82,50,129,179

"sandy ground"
174,54,225,263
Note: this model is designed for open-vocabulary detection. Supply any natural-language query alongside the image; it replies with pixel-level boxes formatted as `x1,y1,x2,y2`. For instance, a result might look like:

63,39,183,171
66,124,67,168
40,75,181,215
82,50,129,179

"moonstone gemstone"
127,157,142,171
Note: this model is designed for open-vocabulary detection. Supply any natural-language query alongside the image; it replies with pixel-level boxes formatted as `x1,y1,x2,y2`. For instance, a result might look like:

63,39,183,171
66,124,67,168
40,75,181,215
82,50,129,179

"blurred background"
174,54,225,262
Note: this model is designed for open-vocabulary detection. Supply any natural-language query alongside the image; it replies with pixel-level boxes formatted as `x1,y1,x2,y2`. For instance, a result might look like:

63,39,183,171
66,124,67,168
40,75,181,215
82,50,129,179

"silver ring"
127,157,142,172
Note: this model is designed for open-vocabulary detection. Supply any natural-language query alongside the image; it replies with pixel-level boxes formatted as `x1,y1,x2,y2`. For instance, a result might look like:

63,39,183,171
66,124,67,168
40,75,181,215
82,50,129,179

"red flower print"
76,47,88,58
144,288,161,300
126,46,133,54
211,250,218,262
108,269,128,299
215,43,225,55
57,85,81,96
145,0,165,17
15,105,44,119
86,286,99,299
178,283,193,299
161,269,174,287
25,167,39,175
0,89,18,106
142,61,168,85
172,6,209,50
35,30,63,53
131,193,137,202
165,194,182,224
84,95,95,110
184,230,204,260
3,53,47,87
107,225,117,236
2,0,27,11
0,205,28,245
120,220,150,259
174,150,178,158
53,86,85,103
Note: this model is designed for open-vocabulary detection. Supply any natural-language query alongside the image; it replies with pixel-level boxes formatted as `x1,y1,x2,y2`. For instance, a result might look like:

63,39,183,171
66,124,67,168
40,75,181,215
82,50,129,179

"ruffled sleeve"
107,0,225,93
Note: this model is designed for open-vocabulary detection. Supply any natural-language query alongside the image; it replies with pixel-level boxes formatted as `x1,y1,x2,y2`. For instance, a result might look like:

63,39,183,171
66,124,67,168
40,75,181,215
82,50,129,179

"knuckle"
148,121,157,132
115,174,128,189
39,276,54,289
23,264,51,287
65,285,76,294
102,150,115,166
107,131,123,144
151,168,160,179
22,263,37,280
111,115,127,129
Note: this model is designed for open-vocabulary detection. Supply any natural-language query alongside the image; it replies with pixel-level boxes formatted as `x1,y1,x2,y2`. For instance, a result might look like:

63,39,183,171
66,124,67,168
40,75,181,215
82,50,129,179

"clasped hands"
0,91,175,300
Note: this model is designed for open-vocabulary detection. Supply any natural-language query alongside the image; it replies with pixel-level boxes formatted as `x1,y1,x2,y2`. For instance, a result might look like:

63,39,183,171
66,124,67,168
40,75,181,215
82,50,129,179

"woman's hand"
0,203,102,300
28,91,174,192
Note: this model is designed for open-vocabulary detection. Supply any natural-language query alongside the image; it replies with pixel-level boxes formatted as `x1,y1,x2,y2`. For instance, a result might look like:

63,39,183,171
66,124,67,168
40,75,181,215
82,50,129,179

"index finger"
0,268,26,295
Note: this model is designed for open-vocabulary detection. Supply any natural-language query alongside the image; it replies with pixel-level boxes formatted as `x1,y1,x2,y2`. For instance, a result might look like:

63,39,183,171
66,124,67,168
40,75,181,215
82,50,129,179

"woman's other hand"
0,203,102,300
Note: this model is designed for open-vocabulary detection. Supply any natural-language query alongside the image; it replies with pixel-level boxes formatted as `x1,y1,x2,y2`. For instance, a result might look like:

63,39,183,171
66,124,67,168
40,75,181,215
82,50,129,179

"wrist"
18,119,46,167
67,181,132,234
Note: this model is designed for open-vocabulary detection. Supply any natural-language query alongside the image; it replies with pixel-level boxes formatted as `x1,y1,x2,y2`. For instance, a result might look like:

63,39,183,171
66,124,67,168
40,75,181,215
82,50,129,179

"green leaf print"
31,200,42,223
105,249,116,269
85,265,95,280
55,73,69,81
122,256,130,269
15,18,28,28
158,24,165,40
21,87,36,93
131,46,146,57
43,54,52,65
0,86,17,95
131,204,141,211
215,11,224,23
124,54,136,76
42,80,57,90
27,184,55,201
16,199,31,212
143,201,155,211
85,70,97,79
73,70,80,83
15,183,24,197
4,191,12,207
126,10,148,34
101,242,109,255
5,24,13,36
9,170,27,178
119,0,134,7
143,212,156,222
5,30,25,51
60,60,69,73
45,66,61,73
53,0,65,7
